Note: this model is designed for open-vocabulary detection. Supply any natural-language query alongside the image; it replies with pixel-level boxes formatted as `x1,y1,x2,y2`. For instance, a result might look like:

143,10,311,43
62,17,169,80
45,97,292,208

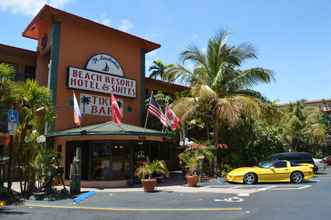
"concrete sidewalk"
74,184,260,195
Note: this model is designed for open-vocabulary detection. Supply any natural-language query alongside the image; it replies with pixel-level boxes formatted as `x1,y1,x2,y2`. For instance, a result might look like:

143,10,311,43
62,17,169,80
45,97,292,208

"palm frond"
166,64,193,84
216,95,262,126
230,68,274,89
180,45,208,70
231,42,257,63
231,89,267,101
191,83,217,100
170,97,197,122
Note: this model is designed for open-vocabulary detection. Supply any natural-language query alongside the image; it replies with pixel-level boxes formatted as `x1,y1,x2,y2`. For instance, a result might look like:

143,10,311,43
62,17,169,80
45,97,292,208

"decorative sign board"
79,93,123,117
68,67,136,98
86,54,124,76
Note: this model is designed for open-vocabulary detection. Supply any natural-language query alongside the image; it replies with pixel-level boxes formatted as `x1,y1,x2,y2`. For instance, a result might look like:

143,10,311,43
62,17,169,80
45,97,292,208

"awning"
47,121,172,138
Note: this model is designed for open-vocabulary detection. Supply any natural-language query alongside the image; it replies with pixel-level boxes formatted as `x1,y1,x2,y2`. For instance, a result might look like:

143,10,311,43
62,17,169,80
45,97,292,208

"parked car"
225,160,314,184
313,158,328,172
270,152,318,173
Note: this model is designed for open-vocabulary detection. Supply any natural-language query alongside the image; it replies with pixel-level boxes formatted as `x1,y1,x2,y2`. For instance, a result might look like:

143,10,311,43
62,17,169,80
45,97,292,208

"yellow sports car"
225,160,314,184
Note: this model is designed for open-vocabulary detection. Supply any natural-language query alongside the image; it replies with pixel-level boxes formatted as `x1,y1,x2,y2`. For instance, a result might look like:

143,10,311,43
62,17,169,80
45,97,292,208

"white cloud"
118,19,134,32
0,0,71,16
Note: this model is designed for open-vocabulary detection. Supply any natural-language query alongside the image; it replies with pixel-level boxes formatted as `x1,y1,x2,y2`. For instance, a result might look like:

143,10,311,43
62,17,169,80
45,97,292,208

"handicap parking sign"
7,109,19,123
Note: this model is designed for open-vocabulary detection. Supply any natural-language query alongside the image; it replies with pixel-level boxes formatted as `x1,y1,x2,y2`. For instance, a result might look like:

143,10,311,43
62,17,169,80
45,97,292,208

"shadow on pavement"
0,207,30,216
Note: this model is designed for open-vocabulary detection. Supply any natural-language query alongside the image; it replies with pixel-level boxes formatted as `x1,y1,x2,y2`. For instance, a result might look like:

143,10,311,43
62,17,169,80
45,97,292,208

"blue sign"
7,109,19,123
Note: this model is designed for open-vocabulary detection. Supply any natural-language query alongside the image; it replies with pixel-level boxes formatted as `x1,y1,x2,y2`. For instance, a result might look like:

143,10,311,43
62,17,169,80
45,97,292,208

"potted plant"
179,146,214,187
135,160,169,192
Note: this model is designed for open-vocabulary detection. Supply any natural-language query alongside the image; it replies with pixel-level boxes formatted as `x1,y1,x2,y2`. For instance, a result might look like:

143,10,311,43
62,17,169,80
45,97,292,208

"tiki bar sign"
68,54,136,98
79,93,123,117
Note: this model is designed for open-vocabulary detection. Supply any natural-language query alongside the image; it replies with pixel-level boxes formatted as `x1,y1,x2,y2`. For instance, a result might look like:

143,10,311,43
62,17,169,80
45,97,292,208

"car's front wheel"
291,171,304,184
243,173,257,185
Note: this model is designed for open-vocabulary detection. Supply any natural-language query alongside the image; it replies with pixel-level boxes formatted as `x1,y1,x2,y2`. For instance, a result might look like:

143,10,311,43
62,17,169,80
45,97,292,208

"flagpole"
144,91,153,128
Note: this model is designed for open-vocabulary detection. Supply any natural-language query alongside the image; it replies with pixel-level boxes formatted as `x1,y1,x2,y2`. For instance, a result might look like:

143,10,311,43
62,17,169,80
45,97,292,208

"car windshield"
258,161,273,168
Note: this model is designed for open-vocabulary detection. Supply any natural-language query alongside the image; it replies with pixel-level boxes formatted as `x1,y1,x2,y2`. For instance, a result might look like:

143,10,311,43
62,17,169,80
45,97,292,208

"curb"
24,203,242,212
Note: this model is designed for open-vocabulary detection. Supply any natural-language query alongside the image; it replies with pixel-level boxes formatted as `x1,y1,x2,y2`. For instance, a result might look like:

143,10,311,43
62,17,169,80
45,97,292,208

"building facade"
1,5,186,187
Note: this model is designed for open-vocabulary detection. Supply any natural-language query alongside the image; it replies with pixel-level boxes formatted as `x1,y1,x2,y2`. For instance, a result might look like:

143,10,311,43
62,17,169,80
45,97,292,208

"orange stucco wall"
36,17,145,131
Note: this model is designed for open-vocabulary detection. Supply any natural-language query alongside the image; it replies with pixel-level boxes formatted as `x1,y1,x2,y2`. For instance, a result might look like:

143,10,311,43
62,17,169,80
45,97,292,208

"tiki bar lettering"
68,67,136,97
79,93,123,117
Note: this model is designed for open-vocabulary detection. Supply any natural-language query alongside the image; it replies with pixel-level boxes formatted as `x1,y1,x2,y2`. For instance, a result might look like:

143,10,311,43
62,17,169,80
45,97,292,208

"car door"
270,161,290,181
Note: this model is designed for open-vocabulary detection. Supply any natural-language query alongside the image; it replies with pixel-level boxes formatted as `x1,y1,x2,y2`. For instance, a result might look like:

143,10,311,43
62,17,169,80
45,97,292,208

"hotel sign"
79,93,123,117
86,54,124,76
67,54,136,98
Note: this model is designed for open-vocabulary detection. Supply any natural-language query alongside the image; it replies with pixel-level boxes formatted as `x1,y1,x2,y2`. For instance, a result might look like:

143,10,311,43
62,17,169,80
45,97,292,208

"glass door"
111,144,130,180
91,142,112,180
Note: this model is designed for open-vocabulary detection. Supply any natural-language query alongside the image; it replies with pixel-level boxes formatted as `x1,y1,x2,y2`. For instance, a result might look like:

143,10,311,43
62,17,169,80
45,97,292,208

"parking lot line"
24,203,242,212
297,185,312,190
257,185,277,191
270,185,312,191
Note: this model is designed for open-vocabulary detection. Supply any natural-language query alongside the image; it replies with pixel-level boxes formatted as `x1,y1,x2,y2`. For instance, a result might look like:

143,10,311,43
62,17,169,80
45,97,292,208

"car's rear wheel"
291,171,304,184
243,173,257,185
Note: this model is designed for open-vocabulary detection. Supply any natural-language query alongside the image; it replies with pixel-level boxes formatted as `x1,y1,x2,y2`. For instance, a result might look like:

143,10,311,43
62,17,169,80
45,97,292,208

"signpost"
6,109,18,191
7,109,18,135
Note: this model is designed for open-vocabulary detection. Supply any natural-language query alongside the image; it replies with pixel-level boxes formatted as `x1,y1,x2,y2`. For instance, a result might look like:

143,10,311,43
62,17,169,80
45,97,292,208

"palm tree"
11,79,53,194
148,59,176,82
169,30,274,159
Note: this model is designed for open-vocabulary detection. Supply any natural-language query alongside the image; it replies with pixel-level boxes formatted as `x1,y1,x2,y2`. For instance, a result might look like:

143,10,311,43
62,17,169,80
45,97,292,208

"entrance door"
111,144,130,180
90,142,130,180
91,142,112,180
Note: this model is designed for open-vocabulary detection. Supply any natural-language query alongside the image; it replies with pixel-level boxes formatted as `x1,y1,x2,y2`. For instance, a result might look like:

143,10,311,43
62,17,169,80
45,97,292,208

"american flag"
147,95,167,127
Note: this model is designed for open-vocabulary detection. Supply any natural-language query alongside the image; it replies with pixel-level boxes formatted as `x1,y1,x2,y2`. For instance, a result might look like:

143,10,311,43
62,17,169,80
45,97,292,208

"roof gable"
22,5,160,53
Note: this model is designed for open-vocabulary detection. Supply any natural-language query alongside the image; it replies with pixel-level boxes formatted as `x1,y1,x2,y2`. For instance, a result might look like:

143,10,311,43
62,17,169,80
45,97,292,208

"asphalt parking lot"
1,168,331,220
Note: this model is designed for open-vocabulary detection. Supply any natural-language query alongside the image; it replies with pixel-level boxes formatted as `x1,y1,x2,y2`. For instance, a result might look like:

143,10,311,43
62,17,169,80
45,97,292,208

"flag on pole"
147,95,167,127
165,105,180,130
111,94,123,125
73,91,82,127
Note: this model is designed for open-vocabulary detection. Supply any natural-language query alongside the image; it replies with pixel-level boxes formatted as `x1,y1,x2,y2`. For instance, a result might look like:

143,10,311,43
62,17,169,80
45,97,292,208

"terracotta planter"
141,179,157,192
186,175,199,187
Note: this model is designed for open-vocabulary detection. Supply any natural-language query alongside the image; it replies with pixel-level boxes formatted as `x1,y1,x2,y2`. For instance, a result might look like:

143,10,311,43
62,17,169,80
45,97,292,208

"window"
290,161,299,167
273,161,287,168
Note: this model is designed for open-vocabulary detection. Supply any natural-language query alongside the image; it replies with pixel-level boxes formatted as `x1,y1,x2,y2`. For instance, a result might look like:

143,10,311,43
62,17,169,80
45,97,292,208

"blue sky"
0,0,330,103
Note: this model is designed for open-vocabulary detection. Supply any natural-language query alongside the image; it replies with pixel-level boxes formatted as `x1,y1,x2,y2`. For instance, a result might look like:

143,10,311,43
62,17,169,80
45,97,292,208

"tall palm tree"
148,59,176,82
169,30,274,152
